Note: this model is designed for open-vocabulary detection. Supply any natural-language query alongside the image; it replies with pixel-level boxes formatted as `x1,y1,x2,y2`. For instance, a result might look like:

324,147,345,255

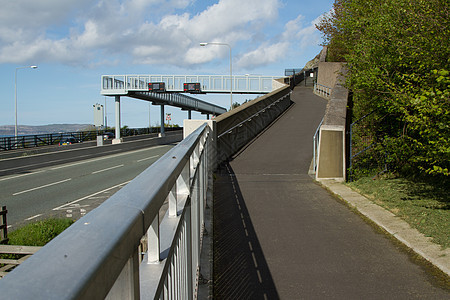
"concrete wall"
316,69,349,182
317,62,344,89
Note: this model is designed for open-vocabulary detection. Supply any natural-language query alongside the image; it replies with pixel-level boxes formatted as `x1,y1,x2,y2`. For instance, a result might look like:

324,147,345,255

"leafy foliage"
317,0,450,178
8,218,74,246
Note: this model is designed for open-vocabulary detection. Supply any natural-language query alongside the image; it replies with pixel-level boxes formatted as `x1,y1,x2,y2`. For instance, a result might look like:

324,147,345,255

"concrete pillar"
188,110,192,120
159,104,165,137
113,96,123,144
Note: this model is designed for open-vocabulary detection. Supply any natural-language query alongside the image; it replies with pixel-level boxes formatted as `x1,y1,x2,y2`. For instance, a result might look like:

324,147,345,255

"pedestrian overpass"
100,74,285,142
101,74,281,95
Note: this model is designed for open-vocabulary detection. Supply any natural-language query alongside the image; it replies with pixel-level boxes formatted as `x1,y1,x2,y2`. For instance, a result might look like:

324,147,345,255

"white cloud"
0,0,322,70
236,42,289,69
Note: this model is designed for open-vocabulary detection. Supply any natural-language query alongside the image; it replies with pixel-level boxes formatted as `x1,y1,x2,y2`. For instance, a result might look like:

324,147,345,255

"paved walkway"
212,86,449,299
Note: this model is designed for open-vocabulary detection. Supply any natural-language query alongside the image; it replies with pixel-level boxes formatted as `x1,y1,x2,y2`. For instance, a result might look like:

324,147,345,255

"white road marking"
13,178,72,196
25,214,42,221
53,181,130,211
137,155,159,162
92,164,124,174
0,170,46,182
50,145,167,171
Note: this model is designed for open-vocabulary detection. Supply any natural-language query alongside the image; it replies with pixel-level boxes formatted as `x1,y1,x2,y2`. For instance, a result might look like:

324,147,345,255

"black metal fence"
0,127,181,151
348,111,389,181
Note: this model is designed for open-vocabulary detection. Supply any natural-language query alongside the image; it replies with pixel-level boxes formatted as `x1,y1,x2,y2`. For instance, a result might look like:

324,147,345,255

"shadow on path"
213,162,279,299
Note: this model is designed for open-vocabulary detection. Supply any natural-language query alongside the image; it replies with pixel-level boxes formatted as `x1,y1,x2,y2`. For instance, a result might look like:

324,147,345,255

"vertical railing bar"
169,184,177,218
147,214,160,263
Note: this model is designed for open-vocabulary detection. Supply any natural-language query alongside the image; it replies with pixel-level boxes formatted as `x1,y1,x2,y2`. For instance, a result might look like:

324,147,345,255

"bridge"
0,67,448,298
101,74,282,95
100,74,284,143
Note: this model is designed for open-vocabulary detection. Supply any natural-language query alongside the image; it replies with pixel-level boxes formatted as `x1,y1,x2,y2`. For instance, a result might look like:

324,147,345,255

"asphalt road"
0,144,174,230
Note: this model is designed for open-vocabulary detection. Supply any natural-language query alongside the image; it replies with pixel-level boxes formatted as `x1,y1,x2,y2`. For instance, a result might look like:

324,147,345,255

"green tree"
317,0,450,178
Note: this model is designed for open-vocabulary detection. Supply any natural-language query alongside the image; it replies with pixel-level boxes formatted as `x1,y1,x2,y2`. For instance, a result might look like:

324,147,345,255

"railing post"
106,251,140,300
147,214,160,263
169,184,177,218
177,162,190,198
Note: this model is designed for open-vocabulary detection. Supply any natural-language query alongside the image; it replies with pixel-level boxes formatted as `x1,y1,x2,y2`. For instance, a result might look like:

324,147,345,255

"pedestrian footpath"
212,86,449,299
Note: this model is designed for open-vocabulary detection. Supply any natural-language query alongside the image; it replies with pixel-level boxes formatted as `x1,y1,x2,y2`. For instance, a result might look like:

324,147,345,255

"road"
0,144,175,230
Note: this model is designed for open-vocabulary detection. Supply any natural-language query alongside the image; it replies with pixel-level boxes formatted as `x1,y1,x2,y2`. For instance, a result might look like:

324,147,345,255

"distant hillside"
0,124,94,136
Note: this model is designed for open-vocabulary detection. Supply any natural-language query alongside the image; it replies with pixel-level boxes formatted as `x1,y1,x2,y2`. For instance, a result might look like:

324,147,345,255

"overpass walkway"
212,86,448,298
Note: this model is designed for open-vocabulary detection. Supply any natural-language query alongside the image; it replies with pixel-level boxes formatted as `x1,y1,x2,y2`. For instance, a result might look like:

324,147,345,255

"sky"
0,0,333,129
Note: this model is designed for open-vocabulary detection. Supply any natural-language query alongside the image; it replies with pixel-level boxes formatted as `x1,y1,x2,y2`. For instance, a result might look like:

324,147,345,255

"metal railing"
312,118,324,173
101,74,279,95
216,88,291,163
0,123,212,299
314,83,332,99
0,127,182,151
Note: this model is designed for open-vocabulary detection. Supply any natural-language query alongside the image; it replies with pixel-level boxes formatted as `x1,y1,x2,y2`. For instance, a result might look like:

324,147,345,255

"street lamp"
15,65,38,142
200,42,233,110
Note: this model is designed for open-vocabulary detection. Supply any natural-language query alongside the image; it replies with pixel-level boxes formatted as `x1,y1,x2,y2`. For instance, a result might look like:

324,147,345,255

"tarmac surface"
212,86,449,299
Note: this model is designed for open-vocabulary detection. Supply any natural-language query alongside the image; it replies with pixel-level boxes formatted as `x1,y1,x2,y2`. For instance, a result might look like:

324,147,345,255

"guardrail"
0,127,181,151
0,123,212,299
215,86,292,164
314,83,332,99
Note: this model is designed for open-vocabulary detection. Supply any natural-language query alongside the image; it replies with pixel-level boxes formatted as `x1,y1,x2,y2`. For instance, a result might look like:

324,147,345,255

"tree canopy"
317,0,450,178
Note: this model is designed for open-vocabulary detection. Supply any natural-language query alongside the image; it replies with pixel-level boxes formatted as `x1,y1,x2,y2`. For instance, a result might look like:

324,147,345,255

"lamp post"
200,42,233,110
15,65,38,142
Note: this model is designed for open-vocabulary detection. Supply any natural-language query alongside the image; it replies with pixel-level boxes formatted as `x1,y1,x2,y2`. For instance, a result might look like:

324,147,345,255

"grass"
1,218,74,270
7,218,74,246
347,176,449,249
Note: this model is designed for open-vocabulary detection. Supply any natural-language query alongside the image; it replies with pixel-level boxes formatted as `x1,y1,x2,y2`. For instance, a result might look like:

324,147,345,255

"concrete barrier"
316,69,349,182
214,85,292,164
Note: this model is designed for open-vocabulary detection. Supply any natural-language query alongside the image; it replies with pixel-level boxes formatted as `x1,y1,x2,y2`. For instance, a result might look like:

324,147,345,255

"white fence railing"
314,83,332,99
0,123,213,299
101,74,279,95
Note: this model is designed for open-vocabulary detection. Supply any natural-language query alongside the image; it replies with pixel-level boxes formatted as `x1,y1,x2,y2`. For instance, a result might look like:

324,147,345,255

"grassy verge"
7,218,74,246
347,176,449,249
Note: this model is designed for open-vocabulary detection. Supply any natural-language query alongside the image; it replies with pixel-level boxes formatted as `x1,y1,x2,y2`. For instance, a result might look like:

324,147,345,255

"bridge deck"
212,86,448,298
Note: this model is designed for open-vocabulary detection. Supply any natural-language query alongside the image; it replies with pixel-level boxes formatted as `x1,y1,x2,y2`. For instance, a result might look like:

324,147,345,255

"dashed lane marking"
92,164,124,174
13,178,72,196
53,181,130,211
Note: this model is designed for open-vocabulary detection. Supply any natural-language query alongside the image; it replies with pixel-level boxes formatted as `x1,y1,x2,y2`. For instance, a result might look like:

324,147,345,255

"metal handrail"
313,118,324,173
0,123,212,299
101,74,279,94
217,93,290,138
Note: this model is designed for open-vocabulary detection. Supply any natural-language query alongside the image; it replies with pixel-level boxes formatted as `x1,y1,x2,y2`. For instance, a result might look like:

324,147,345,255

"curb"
318,179,450,277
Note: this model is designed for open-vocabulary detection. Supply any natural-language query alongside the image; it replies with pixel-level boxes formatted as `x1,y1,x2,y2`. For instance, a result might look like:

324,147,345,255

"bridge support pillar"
206,114,210,120
159,104,165,137
188,110,192,120
113,96,123,144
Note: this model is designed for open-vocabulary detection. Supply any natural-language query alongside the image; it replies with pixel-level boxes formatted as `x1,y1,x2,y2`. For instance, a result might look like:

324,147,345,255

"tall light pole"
200,42,233,110
15,65,38,141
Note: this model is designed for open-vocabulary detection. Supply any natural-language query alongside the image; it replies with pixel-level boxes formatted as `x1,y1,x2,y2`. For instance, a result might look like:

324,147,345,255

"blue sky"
0,0,333,129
